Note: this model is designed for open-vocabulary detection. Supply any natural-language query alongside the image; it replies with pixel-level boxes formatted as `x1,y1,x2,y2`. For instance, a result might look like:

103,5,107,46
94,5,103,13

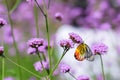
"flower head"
77,75,90,80
0,18,7,28
55,12,63,21
27,38,44,48
33,61,49,72
0,46,4,56
59,39,74,50
92,43,108,55
69,32,83,44
60,63,71,73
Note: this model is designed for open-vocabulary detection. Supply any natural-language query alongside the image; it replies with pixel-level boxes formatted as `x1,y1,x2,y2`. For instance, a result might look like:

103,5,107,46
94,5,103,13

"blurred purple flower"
12,2,34,21
27,47,36,54
99,1,109,11
3,26,22,44
29,77,36,80
53,69,59,76
0,18,7,28
33,61,49,72
69,32,83,44
4,77,15,80
27,38,44,48
96,74,103,80
60,63,71,73
92,43,108,55
0,46,4,56
116,45,120,55
59,39,74,50
99,22,111,30
55,12,63,21
77,75,90,80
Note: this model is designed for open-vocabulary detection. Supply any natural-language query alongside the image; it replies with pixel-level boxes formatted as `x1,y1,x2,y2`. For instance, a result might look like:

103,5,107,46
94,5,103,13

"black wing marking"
84,44,94,61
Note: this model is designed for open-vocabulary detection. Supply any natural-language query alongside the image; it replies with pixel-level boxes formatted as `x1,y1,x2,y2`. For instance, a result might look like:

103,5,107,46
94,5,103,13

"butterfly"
74,43,94,61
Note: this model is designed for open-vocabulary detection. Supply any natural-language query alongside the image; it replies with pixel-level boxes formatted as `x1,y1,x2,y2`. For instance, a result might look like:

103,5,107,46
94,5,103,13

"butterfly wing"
74,43,86,61
84,44,94,61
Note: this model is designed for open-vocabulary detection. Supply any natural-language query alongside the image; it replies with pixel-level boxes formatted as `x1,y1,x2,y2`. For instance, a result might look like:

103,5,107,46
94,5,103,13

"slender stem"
10,0,20,13
34,0,46,16
49,50,67,77
68,72,77,80
99,55,105,80
5,56,41,79
34,3,39,38
5,0,22,80
2,58,5,80
42,53,46,61
44,15,51,72
35,0,51,75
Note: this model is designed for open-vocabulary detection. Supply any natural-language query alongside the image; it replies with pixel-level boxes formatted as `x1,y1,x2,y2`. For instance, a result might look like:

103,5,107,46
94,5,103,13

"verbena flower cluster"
92,43,108,55
27,38,47,54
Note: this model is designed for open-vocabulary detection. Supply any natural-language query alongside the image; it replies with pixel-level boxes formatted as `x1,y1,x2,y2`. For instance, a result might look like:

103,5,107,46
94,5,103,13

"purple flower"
0,18,7,28
29,77,36,80
69,32,83,44
99,22,111,30
0,46,4,56
27,47,36,54
4,77,15,80
60,63,71,73
96,74,103,80
33,61,49,72
92,43,108,55
117,46,120,55
59,39,74,50
55,12,63,21
77,75,90,80
27,38,44,48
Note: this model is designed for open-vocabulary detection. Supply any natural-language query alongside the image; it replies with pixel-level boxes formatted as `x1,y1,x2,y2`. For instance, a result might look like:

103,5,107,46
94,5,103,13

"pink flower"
0,18,7,28
92,43,108,55
0,46,4,56
55,12,63,21
69,32,83,44
59,39,74,50
60,63,71,73
77,75,90,80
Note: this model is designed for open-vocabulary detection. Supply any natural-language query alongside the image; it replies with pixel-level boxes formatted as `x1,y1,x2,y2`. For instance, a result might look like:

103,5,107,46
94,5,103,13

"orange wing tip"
74,50,85,61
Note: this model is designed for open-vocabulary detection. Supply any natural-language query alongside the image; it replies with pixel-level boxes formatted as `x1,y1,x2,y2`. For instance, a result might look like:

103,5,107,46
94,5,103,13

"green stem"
68,72,77,80
5,56,41,79
34,4,39,37
2,58,5,80
34,0,46,16
99,55,105,80
42,53,46,61
10,0,20,13
5,0,22,79
44,14,51,72
49,50,67,77
35,0,51,75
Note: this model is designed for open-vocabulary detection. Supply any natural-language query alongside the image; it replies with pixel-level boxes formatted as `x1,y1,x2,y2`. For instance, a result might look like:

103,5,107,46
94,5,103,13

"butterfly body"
74,43,94,61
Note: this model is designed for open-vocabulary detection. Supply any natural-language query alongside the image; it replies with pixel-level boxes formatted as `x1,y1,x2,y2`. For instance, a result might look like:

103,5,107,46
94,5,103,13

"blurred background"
0,0,120,80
